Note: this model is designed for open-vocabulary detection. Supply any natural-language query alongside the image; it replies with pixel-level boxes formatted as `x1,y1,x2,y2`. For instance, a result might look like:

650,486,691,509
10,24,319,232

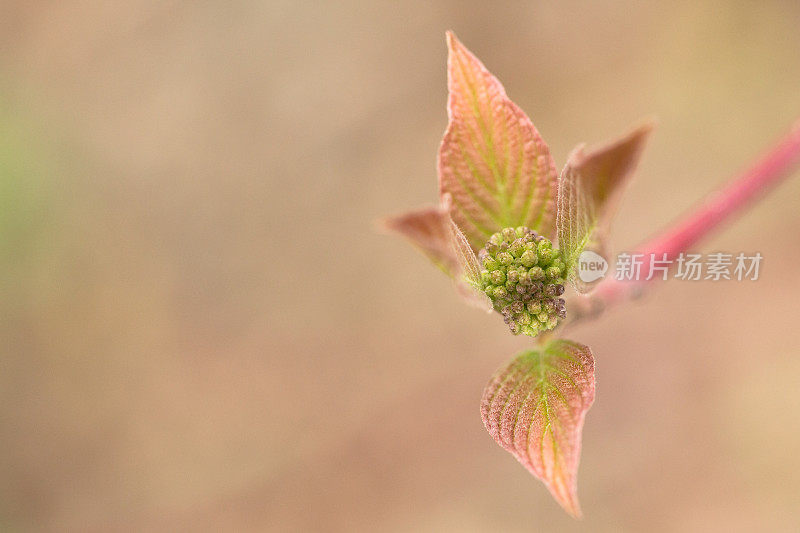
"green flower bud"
478,226,568,337
490,269,506,285
508,239,525,258
520,249,537,267
497,252,514,266
546,266,562,280
538,247,555,266
529,266,545,281
492,286,508,300
522,324,540,337
501,227,517,242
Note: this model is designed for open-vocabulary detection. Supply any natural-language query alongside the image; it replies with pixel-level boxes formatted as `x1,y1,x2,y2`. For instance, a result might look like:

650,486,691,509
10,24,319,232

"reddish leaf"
557,156,598,290
568,121,654,231
557,122,653,291
382,204,457,275
438,32,558,251
481,340,595,517
382,201,491,311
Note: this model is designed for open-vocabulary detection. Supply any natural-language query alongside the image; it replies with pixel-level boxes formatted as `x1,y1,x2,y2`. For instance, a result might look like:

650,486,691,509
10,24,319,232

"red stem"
594,120,800,306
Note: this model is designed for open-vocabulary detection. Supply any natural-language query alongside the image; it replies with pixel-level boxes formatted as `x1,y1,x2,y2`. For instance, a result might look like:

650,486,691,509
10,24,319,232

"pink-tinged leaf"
382,204,457,275
438,31,558,251
481,340,595,518
448,215,493,311
557,156,598,292
557,122,653,292
569,121,654,230
382,203,491,311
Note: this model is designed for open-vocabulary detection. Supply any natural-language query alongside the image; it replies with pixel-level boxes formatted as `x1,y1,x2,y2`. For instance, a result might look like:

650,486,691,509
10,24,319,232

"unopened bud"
479,227,567,337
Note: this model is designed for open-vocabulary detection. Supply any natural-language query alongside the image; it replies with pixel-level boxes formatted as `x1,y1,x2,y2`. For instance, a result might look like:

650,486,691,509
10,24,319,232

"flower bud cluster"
479,226,567,336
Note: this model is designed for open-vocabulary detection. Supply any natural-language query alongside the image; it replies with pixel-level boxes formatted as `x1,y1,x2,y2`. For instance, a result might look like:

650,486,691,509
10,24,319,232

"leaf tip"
374,214,401,235
557,487,583,519
565,142,587,167
481,342,595,519
625,117,657,151
444,30,458,49
638,115,659,133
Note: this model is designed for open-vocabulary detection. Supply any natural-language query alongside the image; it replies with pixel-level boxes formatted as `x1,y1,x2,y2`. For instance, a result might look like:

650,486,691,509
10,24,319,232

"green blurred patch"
0,102,56,290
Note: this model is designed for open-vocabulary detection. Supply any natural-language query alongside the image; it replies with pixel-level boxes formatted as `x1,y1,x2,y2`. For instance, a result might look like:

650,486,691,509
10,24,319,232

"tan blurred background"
1,1,800,531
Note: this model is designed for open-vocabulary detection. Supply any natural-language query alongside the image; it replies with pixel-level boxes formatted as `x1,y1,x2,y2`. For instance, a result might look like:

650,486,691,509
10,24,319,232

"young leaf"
556,156,598,289
382,204,458,276
438,32,558,251
557,122,653,291
448,214,493,311
382,202,491,311
481,340,595,518
569,121,653,231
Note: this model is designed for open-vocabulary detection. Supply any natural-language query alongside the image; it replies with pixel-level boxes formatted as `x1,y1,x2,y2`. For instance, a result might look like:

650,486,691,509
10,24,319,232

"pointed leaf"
438,32,558,251
557,155,598,292
557,122,653,291
448,215,492,311
382,204,457,275
481,340,595,518
448,215,481,288
382,203,491,311
570,121,654,230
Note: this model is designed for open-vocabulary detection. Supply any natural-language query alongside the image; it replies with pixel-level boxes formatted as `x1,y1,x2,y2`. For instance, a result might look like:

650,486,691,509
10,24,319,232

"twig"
591,119,800,310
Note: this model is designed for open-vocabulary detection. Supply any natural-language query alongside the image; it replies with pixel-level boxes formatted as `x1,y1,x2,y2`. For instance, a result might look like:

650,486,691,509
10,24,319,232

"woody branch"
593,119,800,309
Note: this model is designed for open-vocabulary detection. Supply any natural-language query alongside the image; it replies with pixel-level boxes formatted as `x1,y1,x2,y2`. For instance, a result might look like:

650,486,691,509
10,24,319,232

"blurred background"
1,1,799,531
